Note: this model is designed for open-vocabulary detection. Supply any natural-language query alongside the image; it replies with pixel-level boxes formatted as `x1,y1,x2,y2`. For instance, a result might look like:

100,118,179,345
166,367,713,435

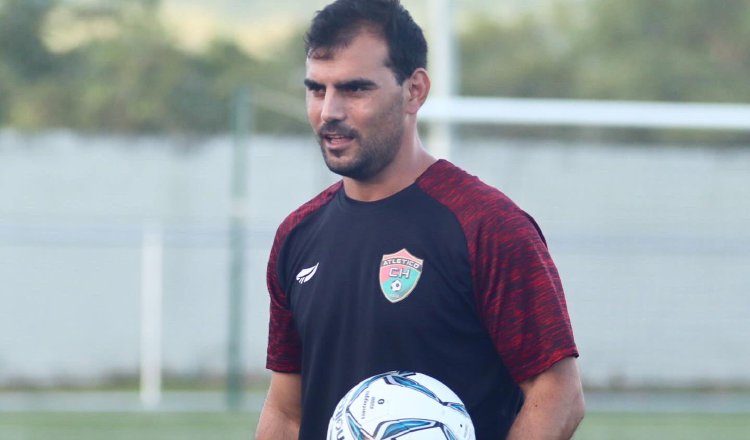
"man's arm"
506,357,585,440
256,372,302,440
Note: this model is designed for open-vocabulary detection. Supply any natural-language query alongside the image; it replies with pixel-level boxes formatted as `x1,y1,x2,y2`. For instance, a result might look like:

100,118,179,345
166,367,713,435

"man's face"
305,30,406,181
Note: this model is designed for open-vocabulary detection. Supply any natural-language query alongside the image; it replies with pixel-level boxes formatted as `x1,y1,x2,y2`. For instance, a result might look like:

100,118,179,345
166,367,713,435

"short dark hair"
304,0,428,84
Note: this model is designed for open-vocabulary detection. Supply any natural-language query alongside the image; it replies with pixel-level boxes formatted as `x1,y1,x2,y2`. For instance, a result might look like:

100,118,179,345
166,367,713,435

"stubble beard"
317,100,405,181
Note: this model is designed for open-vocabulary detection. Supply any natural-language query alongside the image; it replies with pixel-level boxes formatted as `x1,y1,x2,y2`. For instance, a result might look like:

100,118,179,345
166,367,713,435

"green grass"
0,412,254,440
574,413,750,440
0,412,748,439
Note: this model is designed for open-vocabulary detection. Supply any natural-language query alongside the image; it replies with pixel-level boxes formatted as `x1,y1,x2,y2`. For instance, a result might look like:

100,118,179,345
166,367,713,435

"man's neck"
342,142,436,202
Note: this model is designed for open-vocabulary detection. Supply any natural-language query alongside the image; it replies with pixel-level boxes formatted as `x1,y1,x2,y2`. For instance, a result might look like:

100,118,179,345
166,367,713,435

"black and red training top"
266,159,578,440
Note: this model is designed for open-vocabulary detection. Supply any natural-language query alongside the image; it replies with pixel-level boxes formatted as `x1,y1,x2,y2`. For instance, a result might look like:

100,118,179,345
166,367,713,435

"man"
256,1,584,439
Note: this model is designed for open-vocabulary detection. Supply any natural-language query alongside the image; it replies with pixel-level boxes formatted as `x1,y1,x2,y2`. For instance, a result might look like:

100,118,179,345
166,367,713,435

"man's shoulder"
275,180,342,241
417,160,525,223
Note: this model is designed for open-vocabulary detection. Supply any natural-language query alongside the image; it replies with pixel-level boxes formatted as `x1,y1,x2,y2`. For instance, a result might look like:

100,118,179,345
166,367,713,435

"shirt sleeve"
265,226,302,373
473,212,578,384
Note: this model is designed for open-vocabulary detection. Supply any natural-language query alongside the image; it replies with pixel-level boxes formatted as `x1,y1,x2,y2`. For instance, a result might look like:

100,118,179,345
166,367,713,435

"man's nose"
321,92,346,122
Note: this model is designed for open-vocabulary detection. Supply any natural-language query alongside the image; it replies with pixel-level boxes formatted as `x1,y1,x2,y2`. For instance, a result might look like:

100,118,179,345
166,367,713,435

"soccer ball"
326,371,475,440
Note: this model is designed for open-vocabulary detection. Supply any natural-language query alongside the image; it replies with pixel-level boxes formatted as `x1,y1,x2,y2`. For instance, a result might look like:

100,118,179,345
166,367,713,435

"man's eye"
309,87,325,96
345,85,368,94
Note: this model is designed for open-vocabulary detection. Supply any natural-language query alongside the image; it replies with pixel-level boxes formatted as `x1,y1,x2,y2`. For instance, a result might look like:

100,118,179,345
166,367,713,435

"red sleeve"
417,160,578,384
473,213,578,383
265,182,342,373
265,224,302,373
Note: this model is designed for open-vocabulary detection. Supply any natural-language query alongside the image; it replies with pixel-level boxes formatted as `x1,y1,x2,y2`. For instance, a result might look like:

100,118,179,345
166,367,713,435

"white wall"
1,131,748,388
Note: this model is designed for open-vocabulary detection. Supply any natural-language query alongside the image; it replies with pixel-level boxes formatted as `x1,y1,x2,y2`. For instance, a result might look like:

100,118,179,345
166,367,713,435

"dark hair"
304,0,427,84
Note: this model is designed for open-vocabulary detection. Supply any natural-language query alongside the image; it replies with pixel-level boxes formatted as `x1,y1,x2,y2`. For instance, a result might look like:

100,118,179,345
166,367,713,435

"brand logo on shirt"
296,263,319,284
379,249,423,303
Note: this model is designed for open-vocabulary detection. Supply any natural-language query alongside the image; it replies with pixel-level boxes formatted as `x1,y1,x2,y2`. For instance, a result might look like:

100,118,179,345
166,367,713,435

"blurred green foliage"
0,0,301,134
461,0,750,102
0,0,749,137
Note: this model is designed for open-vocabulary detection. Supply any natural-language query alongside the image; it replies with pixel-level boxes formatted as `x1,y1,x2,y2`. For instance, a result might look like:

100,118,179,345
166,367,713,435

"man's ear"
404,68,430,114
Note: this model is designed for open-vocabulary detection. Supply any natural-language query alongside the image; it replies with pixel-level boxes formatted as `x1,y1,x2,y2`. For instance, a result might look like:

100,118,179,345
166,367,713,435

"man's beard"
317,118,404,181
316,93,406,181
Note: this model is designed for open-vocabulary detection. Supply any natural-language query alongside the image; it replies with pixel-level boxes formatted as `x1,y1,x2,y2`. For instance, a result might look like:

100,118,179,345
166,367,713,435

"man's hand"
256,372,302,440
506,357,585,440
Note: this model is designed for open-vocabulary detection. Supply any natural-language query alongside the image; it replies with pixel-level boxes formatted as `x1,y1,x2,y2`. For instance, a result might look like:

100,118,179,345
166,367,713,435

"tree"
0,61,12,123
459,5,579,99
0,0,56,80
572,0,750,103
0,0,264,134
1,0,749,139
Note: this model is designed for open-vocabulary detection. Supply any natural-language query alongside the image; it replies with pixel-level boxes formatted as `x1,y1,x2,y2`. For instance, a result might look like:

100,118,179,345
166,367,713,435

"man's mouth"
321,132,355,147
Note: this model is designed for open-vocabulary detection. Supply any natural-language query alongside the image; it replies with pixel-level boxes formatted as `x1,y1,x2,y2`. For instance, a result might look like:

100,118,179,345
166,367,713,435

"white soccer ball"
326,371,475,440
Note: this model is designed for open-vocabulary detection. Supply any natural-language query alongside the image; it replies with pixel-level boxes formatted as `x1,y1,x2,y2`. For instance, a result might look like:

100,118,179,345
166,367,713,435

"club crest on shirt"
379,249,424,303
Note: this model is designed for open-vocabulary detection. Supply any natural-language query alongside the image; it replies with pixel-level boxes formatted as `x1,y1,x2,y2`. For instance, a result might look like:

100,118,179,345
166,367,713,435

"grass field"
1,411,749,440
